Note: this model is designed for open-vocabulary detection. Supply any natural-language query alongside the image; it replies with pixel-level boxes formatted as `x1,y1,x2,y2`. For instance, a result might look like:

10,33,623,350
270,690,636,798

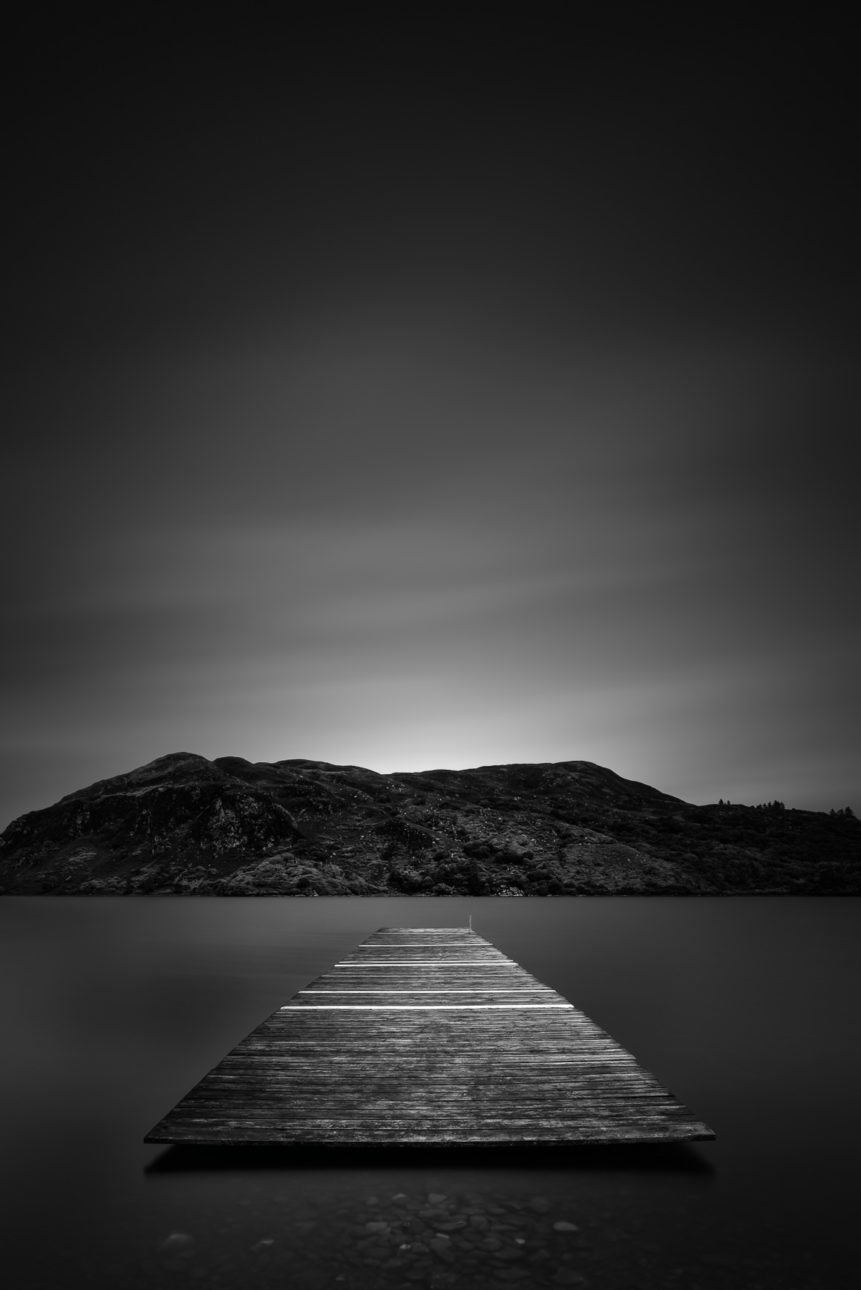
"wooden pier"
145,928,714,1146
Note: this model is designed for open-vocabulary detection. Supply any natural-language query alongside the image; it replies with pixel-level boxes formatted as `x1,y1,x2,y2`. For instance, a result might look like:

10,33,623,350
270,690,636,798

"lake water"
1,896,858,1289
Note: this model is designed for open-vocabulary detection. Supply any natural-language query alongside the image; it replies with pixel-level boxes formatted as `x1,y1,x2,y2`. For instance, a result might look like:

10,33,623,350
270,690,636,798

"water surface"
1,896,857,1288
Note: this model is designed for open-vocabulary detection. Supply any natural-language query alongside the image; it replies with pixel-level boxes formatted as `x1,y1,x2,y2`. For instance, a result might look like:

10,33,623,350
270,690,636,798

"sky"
3,10,859,827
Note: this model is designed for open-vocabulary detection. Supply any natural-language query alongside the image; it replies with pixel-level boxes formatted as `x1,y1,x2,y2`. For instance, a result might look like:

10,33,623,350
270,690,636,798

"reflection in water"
142,1145,715,1289
1,896,857,1288
146,1143,714,1173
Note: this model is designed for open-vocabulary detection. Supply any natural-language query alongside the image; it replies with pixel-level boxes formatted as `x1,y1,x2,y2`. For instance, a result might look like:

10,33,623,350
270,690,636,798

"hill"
1,752,858,894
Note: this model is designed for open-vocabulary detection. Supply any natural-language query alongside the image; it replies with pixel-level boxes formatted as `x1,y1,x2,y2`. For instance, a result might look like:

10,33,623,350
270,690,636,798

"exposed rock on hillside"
1,752,858,894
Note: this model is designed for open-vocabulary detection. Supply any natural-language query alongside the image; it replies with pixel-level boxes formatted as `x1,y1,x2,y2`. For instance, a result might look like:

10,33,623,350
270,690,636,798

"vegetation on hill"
1,752,858,894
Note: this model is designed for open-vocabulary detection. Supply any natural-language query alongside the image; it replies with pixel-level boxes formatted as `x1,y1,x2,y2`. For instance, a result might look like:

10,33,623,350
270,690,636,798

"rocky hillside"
1,752,858,894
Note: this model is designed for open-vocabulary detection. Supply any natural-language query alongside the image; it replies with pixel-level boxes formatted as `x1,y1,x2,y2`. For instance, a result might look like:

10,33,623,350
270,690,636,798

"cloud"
3,281,859,825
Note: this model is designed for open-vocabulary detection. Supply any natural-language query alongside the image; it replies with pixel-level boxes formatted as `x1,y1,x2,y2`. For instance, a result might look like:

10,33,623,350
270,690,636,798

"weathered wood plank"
145,927,715,1146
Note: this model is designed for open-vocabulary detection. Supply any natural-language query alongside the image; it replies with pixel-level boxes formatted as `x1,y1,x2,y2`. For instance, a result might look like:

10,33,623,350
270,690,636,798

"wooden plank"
145,927,715,1146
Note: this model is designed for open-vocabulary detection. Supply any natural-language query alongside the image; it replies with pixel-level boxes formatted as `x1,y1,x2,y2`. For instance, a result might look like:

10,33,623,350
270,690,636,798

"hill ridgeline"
1,752,858,895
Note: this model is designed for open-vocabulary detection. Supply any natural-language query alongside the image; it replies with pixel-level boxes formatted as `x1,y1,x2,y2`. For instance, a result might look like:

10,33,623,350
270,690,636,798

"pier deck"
145,928,714,1146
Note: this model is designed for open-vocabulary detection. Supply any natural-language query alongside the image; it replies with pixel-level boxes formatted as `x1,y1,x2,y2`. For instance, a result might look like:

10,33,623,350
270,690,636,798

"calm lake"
1,896,858,1289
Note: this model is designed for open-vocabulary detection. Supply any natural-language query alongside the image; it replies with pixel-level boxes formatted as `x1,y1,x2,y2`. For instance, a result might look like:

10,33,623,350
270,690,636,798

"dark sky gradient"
4,11,859,826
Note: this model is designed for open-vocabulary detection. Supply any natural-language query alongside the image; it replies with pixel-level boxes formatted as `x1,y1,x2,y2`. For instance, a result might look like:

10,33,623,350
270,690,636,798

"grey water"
1,896,858,1289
